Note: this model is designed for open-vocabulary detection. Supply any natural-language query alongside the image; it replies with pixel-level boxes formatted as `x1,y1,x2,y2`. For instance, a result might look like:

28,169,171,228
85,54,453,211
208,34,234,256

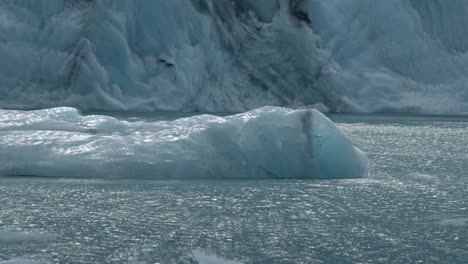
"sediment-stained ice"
0,107,368,179
0,0,467,114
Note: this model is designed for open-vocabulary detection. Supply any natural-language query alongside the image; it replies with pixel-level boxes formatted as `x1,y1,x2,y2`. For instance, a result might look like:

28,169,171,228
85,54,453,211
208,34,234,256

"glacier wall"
0,107,368,179
1,0,468,113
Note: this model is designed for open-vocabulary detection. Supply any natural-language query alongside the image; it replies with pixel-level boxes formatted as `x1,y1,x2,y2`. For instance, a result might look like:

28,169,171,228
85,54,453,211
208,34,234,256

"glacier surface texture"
0,107,368,179
0,0,468,113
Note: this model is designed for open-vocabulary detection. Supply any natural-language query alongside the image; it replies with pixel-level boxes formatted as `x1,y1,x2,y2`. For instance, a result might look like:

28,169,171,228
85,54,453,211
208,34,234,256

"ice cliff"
0,0,467,114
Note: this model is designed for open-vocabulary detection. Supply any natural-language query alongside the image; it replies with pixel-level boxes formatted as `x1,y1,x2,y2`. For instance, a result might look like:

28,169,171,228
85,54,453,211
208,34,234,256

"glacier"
0,0,468,114
0,107,368,179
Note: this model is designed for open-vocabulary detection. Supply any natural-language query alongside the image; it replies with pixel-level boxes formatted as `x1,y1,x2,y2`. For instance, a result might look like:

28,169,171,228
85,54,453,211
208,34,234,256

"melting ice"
0,107,367,179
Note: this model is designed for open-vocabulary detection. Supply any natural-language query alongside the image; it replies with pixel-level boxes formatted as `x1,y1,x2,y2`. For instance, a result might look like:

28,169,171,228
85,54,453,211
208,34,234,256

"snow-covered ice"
0,107,368,179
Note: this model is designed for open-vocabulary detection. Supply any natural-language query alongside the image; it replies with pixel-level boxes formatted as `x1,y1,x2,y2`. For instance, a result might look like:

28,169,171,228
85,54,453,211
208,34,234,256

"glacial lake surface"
1,113,467,263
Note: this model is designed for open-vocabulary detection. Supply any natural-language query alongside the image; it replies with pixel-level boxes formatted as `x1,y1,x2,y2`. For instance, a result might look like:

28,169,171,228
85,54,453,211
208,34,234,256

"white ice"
0,107,368,179
0,0,467,114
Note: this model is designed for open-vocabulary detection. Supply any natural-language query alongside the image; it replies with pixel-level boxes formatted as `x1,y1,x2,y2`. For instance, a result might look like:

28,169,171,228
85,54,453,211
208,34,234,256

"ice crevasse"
1,0,468,114
0,107,368,179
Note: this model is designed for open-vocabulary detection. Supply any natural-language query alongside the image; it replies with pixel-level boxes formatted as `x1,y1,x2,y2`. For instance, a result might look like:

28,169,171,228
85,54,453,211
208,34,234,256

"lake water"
0,114,467,263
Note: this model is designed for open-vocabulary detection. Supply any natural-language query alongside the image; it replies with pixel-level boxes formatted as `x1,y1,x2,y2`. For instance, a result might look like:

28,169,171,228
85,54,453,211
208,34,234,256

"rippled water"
1,114,467,263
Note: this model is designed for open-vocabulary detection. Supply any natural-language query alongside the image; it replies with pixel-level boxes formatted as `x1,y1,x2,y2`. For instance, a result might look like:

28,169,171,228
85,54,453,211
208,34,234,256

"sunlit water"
1,114,467,263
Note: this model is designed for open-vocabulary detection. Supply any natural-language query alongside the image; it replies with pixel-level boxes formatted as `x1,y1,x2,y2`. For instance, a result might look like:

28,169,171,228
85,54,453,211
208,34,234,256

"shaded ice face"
305,109,369,179
0,107,367,179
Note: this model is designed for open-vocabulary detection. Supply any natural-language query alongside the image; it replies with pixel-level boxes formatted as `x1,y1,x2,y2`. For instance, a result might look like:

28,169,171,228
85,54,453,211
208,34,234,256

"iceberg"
0,107,368,179
0,0,467,114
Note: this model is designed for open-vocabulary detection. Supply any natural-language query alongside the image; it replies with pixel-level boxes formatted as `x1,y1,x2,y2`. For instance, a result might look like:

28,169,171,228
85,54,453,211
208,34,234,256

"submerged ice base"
0,107,367,179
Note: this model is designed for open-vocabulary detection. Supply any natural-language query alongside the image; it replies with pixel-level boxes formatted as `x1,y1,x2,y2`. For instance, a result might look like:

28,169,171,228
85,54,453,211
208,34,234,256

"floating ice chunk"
0,231,56,242
0,258,42,264
0,107,367,179
192,251,243,264
438,218,468,227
